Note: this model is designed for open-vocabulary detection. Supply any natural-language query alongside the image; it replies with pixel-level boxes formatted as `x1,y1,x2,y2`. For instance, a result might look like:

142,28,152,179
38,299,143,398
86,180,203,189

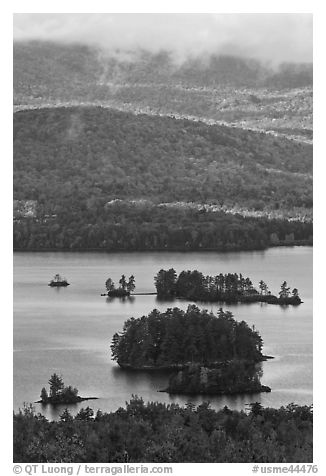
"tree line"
13,201,313,251
13,397,313,462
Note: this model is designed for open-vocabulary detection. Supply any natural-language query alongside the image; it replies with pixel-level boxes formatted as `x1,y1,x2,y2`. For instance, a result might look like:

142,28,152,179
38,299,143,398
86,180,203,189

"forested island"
111,305,264,368
14,398,313,462
155,269,302,305
36,374,97,405
111,305,271,395
104,274,135,297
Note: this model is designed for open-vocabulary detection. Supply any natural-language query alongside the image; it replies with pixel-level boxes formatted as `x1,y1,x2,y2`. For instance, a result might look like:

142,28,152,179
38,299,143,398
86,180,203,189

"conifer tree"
119,275,127,291
127,275,136,293
279,281,291,298
105,277,115,292
48,373,64,398
40,387,48,403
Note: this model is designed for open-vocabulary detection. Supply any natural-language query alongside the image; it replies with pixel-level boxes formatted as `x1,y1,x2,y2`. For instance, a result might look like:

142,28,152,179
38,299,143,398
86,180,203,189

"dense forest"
154,269,302,305
13,107,312,251
111,305,263,368
13,199,312,251
13,107,312,204
13,398,313,462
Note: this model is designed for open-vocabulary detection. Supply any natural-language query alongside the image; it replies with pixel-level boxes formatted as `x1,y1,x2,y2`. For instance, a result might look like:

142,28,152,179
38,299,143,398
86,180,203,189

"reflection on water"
106,296,136,304
39,402,80,421
14,247,312,419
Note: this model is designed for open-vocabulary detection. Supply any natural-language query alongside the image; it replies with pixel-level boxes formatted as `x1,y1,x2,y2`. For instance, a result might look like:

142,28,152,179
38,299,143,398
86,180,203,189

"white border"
3,3,323,474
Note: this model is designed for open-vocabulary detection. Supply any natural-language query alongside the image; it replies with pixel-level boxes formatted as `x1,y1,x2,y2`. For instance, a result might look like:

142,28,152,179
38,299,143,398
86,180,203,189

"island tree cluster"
154,269,302,305
39,374,79,404
111,305,263,368
105,274,135,297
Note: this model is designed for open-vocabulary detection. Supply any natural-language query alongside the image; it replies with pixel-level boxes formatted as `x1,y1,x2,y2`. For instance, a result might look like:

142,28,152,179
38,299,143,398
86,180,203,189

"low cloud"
13,13,312,64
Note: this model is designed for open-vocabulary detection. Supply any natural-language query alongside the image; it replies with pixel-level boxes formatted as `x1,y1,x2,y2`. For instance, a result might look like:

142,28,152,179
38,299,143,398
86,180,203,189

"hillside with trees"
13,398,313,462
13,106,312,251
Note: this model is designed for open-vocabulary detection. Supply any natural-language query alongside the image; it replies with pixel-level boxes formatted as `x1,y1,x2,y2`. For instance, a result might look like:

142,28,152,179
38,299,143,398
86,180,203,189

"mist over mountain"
13,13,312,65
14,40,312,94
13,40,312,142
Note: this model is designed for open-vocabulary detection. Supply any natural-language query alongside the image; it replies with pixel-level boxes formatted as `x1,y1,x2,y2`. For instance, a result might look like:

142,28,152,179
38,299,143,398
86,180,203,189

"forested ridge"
13,107,312,251
13,398,313,462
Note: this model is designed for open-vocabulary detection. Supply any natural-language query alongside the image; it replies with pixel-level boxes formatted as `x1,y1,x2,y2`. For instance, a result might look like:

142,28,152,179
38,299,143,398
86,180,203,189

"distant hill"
13,41,312,142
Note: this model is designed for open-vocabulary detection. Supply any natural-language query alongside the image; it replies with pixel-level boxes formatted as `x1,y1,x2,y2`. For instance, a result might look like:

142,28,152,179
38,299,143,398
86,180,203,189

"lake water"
13,247,312,419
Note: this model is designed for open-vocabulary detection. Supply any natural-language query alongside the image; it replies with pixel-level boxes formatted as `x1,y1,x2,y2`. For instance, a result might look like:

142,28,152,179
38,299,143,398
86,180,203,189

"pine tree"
60,408,73,422
258,280,269,295
40,387,48,403
127,275,135,293
111,333,121,361
154,268,177,297
48,373,64,398
105,277,115,292
75,406,94,421
279,281,291,299
119,275,127,291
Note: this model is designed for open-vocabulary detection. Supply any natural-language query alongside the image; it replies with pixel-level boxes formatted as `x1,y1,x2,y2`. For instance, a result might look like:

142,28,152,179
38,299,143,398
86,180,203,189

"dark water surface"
13,247,312,419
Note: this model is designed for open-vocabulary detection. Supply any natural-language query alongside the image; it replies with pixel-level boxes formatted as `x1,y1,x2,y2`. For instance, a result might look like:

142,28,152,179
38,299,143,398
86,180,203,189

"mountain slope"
13,106,312,251
14,106,312,209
